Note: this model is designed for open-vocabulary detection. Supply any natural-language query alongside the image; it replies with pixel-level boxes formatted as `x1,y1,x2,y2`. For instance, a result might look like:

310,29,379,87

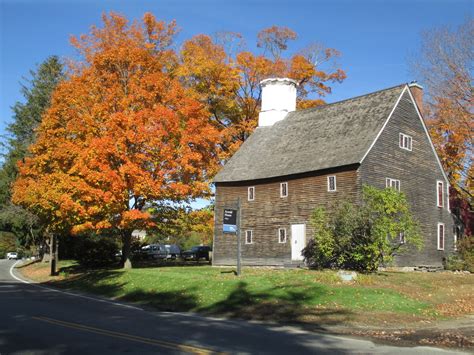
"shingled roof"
214,84,406,183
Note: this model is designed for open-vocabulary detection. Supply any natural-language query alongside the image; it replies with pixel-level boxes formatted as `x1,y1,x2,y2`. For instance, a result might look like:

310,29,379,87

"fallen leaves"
436,298,474,316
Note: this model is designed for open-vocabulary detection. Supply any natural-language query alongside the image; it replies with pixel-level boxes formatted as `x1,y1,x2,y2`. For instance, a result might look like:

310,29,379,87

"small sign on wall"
223,209,237,233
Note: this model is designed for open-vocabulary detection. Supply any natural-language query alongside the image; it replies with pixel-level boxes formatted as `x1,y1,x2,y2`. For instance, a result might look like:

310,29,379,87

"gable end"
360,85,449,185
405,86,450,185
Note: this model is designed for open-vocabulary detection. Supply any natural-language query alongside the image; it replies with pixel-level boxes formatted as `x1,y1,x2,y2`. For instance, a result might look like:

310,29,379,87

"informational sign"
223,209,237,233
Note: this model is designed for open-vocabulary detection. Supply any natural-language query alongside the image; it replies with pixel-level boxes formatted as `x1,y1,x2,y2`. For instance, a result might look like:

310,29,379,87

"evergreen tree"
0,56,64,249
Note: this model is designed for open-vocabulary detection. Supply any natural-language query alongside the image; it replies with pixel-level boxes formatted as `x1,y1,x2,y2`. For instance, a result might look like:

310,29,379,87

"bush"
444,235,474,272
303,185,423,272
73,234,119,267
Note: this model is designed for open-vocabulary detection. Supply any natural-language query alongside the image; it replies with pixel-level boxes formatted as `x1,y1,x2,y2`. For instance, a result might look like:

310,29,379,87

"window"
280,182,288,198
437,181,444,207
278,228,287,243
399,133,412,151
453,225,460,251
328,176,337,192
245,230,253,244
447,185,450,211
386,178,401,191
248,186,255,201
437,223,445,250
399,231,406,244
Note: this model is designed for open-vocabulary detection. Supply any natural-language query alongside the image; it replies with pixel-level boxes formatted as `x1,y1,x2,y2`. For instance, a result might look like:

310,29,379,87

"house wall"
359,89,454,266
213,167,359,266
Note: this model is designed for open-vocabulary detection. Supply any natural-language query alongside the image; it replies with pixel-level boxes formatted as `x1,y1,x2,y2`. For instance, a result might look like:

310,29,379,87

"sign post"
223,198,242,276
223,208,237,233
236,198,241,276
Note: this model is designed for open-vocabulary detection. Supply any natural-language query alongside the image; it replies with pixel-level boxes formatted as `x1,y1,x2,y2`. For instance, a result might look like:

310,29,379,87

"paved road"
0,260,463,354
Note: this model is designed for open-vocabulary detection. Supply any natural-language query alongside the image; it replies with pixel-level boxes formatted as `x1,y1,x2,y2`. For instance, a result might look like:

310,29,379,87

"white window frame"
278,228,287,243
248,186,255,201
399,231,406,244
280,182,288,198
385,177,401,191
437,223,445,250
436,180,444,208
327,175,337,192
446,184,450,211
245,230,253,244
399,133,413,151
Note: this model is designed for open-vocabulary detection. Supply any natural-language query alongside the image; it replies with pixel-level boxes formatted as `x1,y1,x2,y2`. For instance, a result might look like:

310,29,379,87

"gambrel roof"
214,84,407,183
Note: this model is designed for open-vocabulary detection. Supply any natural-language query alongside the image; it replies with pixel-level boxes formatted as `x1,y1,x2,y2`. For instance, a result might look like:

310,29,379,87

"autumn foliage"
411,19,473,200
12,12,346,267
178,26,346,158
12,13,220,266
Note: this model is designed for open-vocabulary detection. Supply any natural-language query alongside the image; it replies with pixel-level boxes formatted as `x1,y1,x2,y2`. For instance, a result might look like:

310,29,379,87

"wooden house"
212,78,454,267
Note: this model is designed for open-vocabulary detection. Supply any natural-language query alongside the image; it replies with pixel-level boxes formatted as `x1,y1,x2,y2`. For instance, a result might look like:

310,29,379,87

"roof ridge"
215,82,407,183
293,83,407,115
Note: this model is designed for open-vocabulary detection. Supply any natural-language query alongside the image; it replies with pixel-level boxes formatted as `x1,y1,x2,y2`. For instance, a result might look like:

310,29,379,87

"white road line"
9,260,30,283
9,260,143,311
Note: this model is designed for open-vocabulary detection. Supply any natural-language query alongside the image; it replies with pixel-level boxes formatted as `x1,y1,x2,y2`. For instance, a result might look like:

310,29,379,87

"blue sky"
1,0,471,135
0,0,471,207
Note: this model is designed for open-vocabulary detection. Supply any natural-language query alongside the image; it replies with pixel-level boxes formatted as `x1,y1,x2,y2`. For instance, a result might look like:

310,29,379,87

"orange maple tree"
178,26,346,158
411,19,473,199
12,13,220,267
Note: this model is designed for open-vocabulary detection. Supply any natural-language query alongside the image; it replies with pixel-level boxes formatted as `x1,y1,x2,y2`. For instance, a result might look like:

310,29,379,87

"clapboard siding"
213,85,454,268
359,90,454,266
213,167,358,266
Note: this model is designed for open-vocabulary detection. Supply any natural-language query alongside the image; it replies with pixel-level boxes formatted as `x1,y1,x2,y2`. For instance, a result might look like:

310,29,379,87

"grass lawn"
19,261,473,329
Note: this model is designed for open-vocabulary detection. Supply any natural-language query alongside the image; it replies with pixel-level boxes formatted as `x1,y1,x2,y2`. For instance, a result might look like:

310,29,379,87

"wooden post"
237,197,242,276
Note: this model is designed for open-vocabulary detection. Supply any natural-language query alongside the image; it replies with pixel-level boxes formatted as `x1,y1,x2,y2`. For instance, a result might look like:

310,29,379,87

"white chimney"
258,78,298,127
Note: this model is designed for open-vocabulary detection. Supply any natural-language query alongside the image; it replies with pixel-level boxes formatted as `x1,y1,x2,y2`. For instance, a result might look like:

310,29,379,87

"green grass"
53,265,424,314
22,261,473,327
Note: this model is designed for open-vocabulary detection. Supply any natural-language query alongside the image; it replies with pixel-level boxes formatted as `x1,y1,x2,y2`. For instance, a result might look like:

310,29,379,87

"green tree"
303,185,423,272
146,204,214,248
0,56,64,252
0,232,17,258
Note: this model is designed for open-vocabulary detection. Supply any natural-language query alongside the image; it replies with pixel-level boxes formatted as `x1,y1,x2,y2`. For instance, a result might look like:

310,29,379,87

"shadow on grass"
122,288,199,312
42,266,353,331
46,269,127,299
45,265,201,312
131,259,211,269
198,281,352,331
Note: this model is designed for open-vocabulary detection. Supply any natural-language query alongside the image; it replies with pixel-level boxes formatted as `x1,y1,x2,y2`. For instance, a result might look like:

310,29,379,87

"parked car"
182,246,212,261
164,244,181,259
142,244,181,260
6,252,18,260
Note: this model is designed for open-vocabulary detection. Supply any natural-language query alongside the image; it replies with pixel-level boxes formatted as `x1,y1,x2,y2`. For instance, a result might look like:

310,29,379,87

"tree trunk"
50,234,58,276
42,237,51,263
121,231,133,269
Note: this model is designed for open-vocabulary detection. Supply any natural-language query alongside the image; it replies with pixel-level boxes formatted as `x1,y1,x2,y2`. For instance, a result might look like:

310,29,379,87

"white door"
291,224,306,261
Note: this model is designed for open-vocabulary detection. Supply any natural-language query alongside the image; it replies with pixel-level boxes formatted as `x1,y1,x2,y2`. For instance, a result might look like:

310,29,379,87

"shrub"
444,235,474,272
73,234,119,267
303,185,423,272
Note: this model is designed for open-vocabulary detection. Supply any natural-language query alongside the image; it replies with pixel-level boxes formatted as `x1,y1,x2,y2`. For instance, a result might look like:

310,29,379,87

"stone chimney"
409,81,424,115
258,78,298,127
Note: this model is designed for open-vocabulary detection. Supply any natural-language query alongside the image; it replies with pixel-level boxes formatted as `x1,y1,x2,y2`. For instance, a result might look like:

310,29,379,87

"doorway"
291,224,306,261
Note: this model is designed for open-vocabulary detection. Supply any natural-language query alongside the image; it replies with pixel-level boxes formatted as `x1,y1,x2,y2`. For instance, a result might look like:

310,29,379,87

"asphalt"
0,259,465,354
